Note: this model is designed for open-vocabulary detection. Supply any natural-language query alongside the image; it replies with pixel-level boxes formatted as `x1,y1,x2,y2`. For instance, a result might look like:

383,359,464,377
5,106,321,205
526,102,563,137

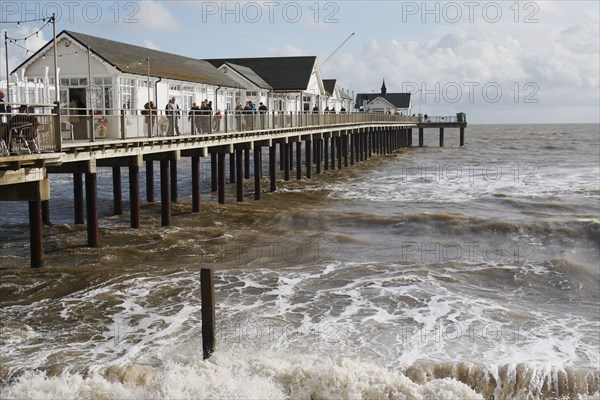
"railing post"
89,108,95,142
52,103,62,152
120,109,126,140
224,110,228,133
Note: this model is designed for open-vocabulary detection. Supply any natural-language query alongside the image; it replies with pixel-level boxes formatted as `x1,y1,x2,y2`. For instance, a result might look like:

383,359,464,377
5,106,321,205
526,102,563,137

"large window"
120,78,135,110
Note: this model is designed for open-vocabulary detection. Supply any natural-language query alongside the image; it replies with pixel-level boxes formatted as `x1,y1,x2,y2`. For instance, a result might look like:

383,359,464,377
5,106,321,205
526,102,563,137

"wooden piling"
85,172,99,247
324,137,329,171
244,148,250,180
254,147,261,200
170,159,178,203
191,155,201,212
283,143,290,181
269,145,276,192
343,135,348,167
439,127,445,147
305,139,312,178
29,200,43,268
316,139,322,174
210,153,218,192
146,160,154,202
218,153,226,204
419,127,424,147
350,134,355,165
74,173,84,224
236,148,244,202
129,164,141,228
279,142,285,171
460,127,465,147
368,132,372,158
296,140,302,180
201,267,216,360
229,152,235,184
112,166,122,215
331,135,336,170
160,160,171,226
337,136,342,169
41,200,51,226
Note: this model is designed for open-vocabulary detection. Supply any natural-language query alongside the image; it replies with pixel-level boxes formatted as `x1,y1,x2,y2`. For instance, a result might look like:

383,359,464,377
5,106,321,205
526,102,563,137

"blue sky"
1,1,599,123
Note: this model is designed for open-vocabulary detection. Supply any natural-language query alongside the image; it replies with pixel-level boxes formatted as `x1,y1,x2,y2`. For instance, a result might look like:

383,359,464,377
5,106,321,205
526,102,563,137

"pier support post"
254,147,262,200
305,139,312,178
236,148,244,202
229,152,236,184
74,173,84,224
368,132,372,158
269,145,276,192
85,172,99,247
201,267,216,360
337,136,342,169
324,137,329,170
330,135,336,170
283,143,290,181
296,140,302,180
419,127,424,147
279,142,285,171
170,159,178,203
343,135,348,167
244,148,250,180
289,142,294,171
218,153,226,204
460,127,465,147
160,160,171,226
439,127,444,147
29,200,43,268
316,138,322,174
408,128,413,147
129,164,140,228
146,160,154,202
41,200,51,226
191,155,201,212
112,166,122,215
211,153,218,192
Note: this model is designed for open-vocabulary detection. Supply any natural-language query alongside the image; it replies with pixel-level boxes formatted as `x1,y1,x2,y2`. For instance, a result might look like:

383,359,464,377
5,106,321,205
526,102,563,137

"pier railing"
1,107,419,157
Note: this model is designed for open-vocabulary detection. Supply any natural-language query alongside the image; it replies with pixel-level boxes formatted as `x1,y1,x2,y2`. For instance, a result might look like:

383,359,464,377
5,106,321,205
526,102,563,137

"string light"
6,18,52,43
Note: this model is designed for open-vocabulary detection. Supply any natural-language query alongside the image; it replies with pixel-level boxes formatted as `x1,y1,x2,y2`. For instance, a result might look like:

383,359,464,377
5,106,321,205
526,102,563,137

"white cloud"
143,39,161,51
135,1,180,31
265,44,307,56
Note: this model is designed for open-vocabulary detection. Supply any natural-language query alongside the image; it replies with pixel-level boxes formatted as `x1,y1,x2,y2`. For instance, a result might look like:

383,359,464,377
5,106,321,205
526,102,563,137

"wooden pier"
0,110,466,268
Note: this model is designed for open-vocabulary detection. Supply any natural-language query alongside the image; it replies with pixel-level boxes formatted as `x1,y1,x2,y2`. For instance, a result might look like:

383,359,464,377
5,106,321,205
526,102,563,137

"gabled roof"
14,30,240,87
223,63,272,90
206,56,317,91
355,92,411,109
322,79,337,96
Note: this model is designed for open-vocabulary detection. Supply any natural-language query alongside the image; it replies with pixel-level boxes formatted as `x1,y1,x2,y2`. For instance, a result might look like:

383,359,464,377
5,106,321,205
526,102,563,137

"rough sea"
1,124,599,399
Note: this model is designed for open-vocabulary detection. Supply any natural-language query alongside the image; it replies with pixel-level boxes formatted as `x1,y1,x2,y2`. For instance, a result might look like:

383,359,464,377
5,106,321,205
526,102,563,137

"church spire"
381,79,387,95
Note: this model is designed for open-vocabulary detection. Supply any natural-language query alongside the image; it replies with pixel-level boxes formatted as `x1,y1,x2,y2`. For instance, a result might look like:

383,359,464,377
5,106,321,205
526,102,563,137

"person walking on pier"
166,97,181,136
258,102,267,129
189,102,201,134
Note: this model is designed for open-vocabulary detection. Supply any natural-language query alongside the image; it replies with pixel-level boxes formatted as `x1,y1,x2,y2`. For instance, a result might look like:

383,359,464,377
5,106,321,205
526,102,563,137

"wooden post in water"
254,147,261,200
211,153,218,192
305,139,312,178
229,152,235,184
146,160,154,202
129,164,140,228
29,200,43,268
74,173,84,224
41,200,51,226
330,135,336,170
160,160,171,226
337,136,342,169
419,127,424,147
296,141,302,180
460,127,465,147
236,148,244,202
324,137,329,170
316,138,322,174
170,159,178,203
201,267,216,360
289,142,294,172
85,172,99,247
343,135,348,168
408,128,413,147
279,142,285,171
283,143,290,181
244,148,250,180
368,131,372,158
439,127,444,147
191,155,201,212
218,153,226,204
350,134,355,165
112,166,122,215
269,145,276,192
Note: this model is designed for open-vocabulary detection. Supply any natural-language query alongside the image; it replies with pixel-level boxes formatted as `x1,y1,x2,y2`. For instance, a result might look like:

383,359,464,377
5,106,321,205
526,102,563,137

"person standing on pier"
258,102,267,129
166,97,181,136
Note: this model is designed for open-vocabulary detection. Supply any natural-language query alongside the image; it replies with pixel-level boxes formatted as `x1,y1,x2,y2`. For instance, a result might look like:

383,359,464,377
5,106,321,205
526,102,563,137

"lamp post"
4,31,9,103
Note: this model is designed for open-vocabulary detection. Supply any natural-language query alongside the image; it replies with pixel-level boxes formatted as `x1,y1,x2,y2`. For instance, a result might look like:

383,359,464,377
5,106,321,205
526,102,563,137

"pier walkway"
0,106,466,268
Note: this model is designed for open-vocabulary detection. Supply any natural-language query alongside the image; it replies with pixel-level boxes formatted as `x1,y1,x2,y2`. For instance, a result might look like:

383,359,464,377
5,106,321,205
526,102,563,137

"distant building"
322,79,353,112
206,56,324,112
355,79,411,114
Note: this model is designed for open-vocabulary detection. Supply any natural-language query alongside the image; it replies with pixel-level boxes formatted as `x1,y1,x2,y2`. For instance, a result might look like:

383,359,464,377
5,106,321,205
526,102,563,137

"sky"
1,0,599,123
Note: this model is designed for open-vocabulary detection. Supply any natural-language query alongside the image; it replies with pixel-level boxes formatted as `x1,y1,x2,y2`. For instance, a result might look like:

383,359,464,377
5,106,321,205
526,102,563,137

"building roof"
354,92,411,109
223,63,272,90
322,79,337,96
14,30,241,87
206,56,317,91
